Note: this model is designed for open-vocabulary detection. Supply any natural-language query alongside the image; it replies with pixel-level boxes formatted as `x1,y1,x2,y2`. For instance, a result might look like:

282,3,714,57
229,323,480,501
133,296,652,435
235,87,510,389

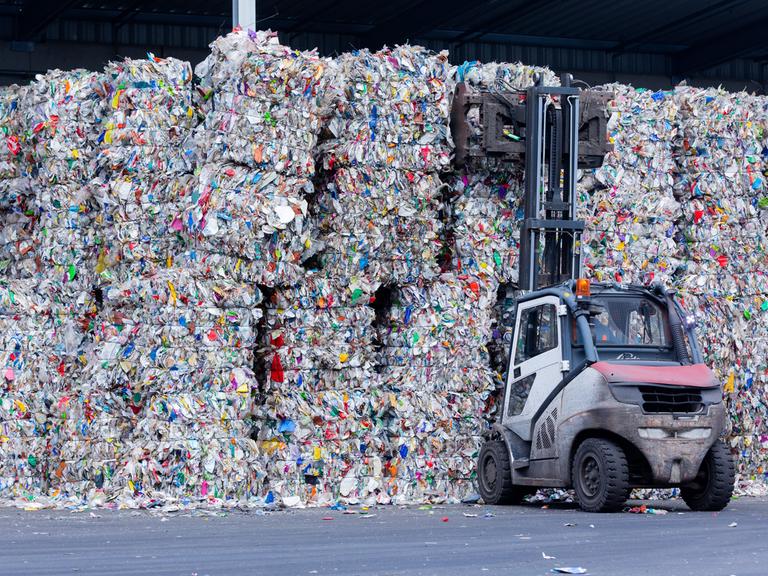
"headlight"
637,427,711,440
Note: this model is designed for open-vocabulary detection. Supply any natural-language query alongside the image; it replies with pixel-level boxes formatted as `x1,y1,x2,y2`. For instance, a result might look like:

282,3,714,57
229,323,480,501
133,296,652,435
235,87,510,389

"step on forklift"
452,74,735,512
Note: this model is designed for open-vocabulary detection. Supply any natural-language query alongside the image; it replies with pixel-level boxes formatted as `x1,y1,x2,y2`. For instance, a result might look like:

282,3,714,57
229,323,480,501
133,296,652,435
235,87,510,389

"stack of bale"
671,87,768,484
446,62,559,388
581,84,768,487
25,68,104,351
315,46,453,284
581,85,685,285
376,272,498,501
309,45,475,503
187,30,334,504
259,275,383,505
0,69,107,501
4,34,768,505
188,29,328,287
0,85,37,457
85,54,265,505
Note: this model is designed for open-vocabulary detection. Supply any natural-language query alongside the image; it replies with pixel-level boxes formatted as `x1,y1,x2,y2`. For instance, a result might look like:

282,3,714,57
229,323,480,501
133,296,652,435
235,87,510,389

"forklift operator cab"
478,279,735,513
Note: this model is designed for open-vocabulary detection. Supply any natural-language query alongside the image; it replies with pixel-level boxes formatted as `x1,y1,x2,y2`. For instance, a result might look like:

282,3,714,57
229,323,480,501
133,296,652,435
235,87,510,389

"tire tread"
572,438,630,513
681,440,735,512
478,441,528,505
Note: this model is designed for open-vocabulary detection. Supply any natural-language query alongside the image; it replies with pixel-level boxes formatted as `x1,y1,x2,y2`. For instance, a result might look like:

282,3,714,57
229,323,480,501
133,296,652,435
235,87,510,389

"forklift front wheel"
477,441,529,505
571,438,630,513
680,439,735,512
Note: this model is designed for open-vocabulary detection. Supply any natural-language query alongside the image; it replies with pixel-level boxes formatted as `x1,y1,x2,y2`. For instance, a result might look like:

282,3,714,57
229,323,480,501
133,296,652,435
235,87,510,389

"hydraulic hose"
665,294,691,366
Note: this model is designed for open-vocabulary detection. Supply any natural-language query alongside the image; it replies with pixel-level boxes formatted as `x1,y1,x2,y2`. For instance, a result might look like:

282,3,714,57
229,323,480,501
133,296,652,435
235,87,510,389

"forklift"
451,74,735,512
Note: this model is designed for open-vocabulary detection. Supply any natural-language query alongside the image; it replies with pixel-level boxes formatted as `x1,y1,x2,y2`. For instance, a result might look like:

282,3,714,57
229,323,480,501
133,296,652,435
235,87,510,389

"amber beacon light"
575,278,591,298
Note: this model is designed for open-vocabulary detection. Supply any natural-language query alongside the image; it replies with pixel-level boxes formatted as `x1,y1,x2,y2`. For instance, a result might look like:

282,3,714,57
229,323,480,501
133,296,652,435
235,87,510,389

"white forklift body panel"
503,295,564,441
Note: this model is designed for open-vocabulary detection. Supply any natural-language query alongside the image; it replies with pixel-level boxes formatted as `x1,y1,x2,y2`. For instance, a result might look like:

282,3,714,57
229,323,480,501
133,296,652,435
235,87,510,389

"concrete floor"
0,497,764,576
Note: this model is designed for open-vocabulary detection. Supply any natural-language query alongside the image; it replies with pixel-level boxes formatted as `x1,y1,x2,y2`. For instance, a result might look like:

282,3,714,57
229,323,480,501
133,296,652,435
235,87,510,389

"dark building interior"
1,0,767,91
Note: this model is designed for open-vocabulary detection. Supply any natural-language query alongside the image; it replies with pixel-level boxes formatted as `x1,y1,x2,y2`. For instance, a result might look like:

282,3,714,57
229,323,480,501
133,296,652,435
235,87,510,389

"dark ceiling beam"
452,0,560,49
360,0,487,50
673,15,768,76
16,0,80,40
612,0,747,54
427,31,635,51
66,8,230,28
283,0,345,38
113,1,147,31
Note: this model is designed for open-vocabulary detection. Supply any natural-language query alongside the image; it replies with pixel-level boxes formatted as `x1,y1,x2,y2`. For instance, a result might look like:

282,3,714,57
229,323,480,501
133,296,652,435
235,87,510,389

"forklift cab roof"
515,280,702,367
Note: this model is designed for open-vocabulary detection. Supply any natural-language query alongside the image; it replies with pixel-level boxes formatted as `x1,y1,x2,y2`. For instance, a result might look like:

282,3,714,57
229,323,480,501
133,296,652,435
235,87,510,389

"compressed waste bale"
0,71,109,502
262,275,378,385
92,173,195,287
92,271,261,394
454,59,559,91
0,198,37,280
312,166,444,284
22,70,108,331
0,84,30,203
188,30,332,286
97,55,196,176
319,46,453,173
25,69,105,185
674,87,767,281
446,61,557,284
375,272,498,502
121,388,263,504
195,29,330,176
581,85,685,285
450,170,524,283
183,164,312,286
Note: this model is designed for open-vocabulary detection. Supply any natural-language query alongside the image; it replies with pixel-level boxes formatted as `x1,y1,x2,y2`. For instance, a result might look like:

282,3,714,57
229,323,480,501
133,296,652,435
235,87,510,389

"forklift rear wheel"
477,441,529,505
572,438,630,513
681,439,735,512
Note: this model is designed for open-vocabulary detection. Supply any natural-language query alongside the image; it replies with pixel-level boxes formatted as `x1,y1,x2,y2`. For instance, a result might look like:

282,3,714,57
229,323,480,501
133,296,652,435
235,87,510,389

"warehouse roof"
1,0,767,86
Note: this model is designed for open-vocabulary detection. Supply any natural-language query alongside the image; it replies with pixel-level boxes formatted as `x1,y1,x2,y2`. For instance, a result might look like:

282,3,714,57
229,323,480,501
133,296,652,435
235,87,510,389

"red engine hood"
591,362,719,388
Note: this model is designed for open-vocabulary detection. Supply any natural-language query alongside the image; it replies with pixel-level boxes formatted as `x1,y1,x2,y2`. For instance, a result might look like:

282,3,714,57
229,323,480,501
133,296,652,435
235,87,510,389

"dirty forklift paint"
478,281,735,513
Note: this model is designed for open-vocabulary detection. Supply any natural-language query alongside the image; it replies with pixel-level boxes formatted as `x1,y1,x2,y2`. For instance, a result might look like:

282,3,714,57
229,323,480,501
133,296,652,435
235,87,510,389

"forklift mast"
451,74,611,291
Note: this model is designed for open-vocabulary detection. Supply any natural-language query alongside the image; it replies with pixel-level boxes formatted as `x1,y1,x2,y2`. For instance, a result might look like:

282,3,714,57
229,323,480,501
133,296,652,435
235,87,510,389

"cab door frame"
502,295,565,441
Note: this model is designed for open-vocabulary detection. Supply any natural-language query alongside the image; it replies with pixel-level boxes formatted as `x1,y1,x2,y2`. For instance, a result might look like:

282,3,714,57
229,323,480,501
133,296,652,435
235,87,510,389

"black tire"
572,438,630,513
681,439,735,512
477,440,528,505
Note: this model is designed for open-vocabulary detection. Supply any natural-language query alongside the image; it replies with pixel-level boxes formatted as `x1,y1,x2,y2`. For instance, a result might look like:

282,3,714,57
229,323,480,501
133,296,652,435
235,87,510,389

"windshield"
573,294,670,347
